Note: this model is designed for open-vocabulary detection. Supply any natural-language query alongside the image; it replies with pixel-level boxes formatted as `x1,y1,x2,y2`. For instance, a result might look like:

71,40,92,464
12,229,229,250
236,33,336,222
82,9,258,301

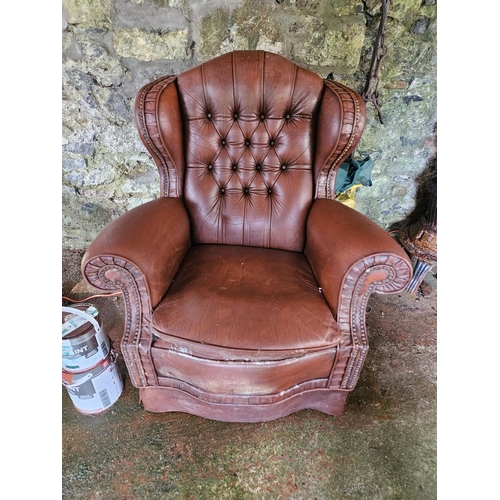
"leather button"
260,113,265,121
270,140,275,146
207,112,212,120
207,164,213,170
268,188,272,194
244,187,249,194
245,139,251,147
281,164,287,170
232,164,238,171
233,112,238,120
220,187,225,194
221,139,226,146
255,164,261,171
285,113,291,120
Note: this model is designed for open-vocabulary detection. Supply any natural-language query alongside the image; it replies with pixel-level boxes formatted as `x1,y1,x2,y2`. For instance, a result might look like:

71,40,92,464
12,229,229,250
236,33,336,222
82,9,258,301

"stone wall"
62,0,437,250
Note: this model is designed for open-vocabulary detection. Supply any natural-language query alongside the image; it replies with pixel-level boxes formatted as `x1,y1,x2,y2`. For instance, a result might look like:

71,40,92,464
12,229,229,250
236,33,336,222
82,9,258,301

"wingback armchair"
82,51,412,422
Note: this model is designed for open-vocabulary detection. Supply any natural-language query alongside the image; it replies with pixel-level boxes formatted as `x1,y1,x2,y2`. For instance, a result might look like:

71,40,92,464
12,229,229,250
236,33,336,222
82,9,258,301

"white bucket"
62,351,123,415
62,305,110,372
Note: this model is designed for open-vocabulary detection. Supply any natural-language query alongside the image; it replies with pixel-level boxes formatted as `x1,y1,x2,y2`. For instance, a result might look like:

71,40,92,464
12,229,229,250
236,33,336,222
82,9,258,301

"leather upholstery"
82,50,412,422
178,51,323,251
151,340,337,396
135,76,185,198
305,198,411,316
152,245,341,351
83,197,191,308
314,80,366,199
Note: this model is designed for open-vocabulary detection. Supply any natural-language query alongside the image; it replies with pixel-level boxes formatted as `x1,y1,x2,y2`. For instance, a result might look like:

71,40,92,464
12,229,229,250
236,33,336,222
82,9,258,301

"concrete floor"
62,249,437,500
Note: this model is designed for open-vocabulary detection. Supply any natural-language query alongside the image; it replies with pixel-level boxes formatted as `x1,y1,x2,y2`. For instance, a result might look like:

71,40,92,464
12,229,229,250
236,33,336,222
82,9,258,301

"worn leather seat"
82,51,412,422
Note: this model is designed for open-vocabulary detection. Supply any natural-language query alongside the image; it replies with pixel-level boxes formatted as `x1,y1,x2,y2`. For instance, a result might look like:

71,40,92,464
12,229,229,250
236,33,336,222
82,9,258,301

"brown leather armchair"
82,51,412,422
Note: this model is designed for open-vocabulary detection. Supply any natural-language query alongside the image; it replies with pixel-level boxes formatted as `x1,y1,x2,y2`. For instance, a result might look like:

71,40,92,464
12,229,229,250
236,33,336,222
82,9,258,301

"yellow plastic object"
334,183,363,208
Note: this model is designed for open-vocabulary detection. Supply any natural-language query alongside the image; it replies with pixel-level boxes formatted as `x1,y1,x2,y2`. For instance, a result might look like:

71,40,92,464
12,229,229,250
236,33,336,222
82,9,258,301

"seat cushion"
151,245,341,354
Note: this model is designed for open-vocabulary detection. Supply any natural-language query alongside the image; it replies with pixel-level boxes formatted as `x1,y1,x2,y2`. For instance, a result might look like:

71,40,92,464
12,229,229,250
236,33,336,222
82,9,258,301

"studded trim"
316,80,365,200
83,255,158,388
328,254,412,389
135,75,180,197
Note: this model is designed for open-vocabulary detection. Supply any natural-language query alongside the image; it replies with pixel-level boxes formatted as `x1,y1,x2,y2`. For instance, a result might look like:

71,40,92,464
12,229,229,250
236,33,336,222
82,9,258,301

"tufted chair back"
135,50,365,252
178,50,323,252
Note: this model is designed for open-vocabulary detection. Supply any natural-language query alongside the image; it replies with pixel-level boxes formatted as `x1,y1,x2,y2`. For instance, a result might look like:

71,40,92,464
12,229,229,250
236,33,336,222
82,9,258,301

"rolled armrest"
81,197,191,308
305,198,412,316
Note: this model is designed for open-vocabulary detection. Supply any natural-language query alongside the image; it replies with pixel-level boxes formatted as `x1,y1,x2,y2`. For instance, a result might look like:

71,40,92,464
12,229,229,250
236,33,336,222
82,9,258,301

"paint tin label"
62,306,110,372
63,352,123,414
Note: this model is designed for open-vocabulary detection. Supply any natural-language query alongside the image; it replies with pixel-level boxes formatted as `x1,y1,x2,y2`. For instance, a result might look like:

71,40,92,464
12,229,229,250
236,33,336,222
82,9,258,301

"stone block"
62,0,112,28
113,28,190,61
298,23,365,69
63,157,87,171
84,164,116,186
113,0,187,31
198,2,281,59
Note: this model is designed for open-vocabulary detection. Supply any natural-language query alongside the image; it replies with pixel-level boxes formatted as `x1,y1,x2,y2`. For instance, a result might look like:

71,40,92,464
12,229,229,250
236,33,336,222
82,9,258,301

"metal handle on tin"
62,306,100,337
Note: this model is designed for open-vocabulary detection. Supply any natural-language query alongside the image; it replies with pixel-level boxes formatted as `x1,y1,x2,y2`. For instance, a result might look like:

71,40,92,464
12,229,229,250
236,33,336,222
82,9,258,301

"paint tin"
62,351,123,415
62,305,110,372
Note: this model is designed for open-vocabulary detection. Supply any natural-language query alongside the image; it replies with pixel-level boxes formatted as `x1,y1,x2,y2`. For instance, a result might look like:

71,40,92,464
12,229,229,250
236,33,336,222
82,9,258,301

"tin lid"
62,304,99,340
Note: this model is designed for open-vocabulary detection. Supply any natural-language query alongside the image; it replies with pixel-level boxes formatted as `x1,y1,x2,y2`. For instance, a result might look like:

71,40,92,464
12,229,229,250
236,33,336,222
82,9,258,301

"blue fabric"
334,155,374,195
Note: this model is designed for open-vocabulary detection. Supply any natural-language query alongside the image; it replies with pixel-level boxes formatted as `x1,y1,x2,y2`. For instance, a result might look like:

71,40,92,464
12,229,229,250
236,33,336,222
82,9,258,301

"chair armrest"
305,198,412,317
81,197,191,309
